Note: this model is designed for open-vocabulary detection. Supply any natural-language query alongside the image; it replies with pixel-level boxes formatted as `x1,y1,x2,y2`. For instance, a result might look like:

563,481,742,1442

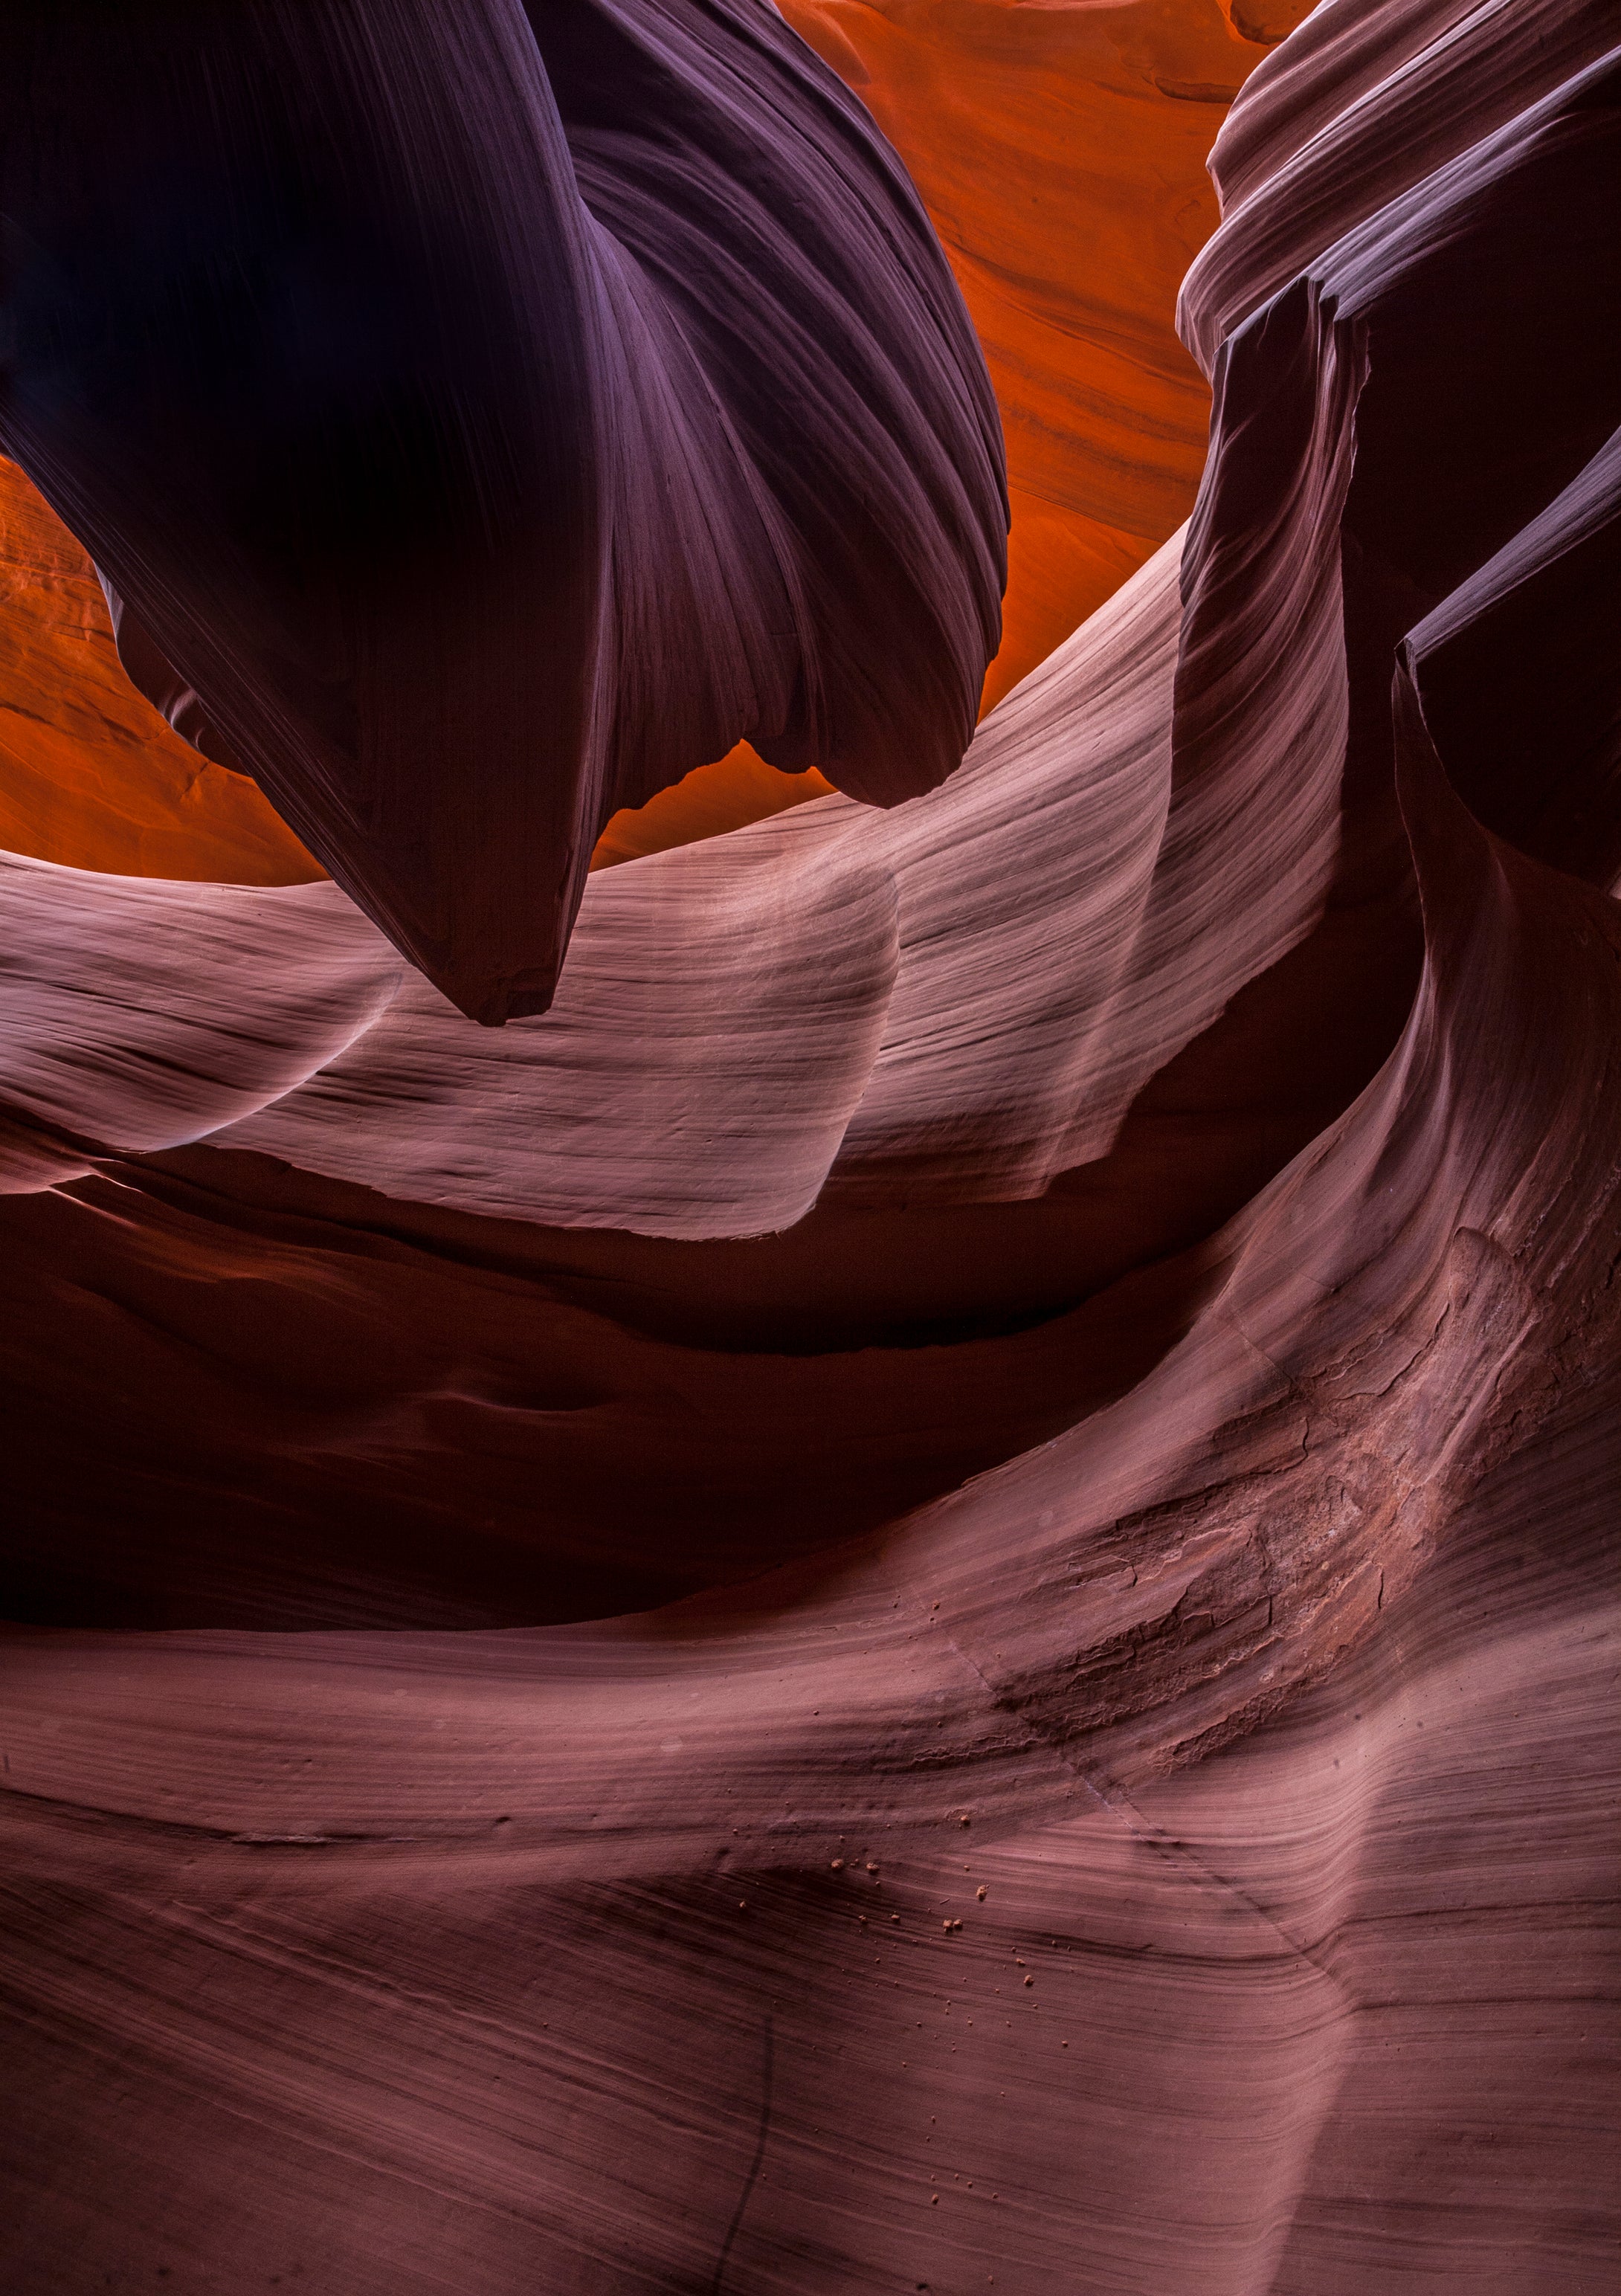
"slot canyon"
1,2,1617,2289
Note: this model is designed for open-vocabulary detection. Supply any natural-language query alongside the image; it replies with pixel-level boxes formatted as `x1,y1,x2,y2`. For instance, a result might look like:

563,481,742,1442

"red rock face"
596,0,1324,864
2,2,1620,2289
0,1,1005,1021
0,454,324,883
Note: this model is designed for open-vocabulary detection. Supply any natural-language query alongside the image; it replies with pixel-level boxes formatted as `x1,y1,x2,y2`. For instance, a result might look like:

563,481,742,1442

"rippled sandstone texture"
0,0,1314,884
0,0,1006,1021
3,1,1620,2290
492,0,1332,862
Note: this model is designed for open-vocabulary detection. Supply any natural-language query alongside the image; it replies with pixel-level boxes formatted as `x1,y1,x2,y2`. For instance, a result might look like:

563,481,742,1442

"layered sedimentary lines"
0,457,324,884
782,0,1320,709
2,1,1620,2289
0,0,1005,1021
0,0,1316,887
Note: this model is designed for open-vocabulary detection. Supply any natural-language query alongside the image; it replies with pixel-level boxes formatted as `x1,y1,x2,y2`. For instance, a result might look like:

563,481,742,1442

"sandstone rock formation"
0,0,1005,1020
599,0,1324,862
0,455,323,884
1,1,1617,2289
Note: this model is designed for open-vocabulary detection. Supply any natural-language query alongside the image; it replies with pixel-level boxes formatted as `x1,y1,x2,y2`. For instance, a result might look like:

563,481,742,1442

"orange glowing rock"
0,458,322,885
592,0,1315,871
785,0,1247,705
589,742,835,872
0,4,1305,891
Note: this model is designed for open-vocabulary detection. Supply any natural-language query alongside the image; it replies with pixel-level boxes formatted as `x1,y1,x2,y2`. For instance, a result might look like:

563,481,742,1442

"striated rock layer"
0,0,1005,1020
598,0,1327,862
0,455,323,885
0,0,1322,887
785,0,1318,710
2,1,1620,2289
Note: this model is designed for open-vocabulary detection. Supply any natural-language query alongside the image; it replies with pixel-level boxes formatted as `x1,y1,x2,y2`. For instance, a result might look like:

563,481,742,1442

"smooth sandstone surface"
0,456,323,885
0,0,1317,887
600,0,1326,860
2,1,1620,2290
785,0,1311,703
0,0,1006,1020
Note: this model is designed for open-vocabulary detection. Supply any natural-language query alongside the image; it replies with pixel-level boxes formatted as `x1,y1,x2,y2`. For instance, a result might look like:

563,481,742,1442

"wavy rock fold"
1,1,1617,2288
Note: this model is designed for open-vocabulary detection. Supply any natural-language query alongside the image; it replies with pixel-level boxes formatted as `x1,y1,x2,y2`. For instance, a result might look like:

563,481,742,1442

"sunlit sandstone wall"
0,0,1310,886
594,0,1315,863
0,457,323,883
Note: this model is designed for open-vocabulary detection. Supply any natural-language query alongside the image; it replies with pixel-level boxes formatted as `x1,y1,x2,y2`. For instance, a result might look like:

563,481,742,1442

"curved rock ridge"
0,0,1335,891
1405,419,1621,888
0,0,1005,1022
782,0,1319,713
0,455,324,884
1179,0,1620,374
2,2,1620,2289
0,1,1314,895
0,524,1334,1232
